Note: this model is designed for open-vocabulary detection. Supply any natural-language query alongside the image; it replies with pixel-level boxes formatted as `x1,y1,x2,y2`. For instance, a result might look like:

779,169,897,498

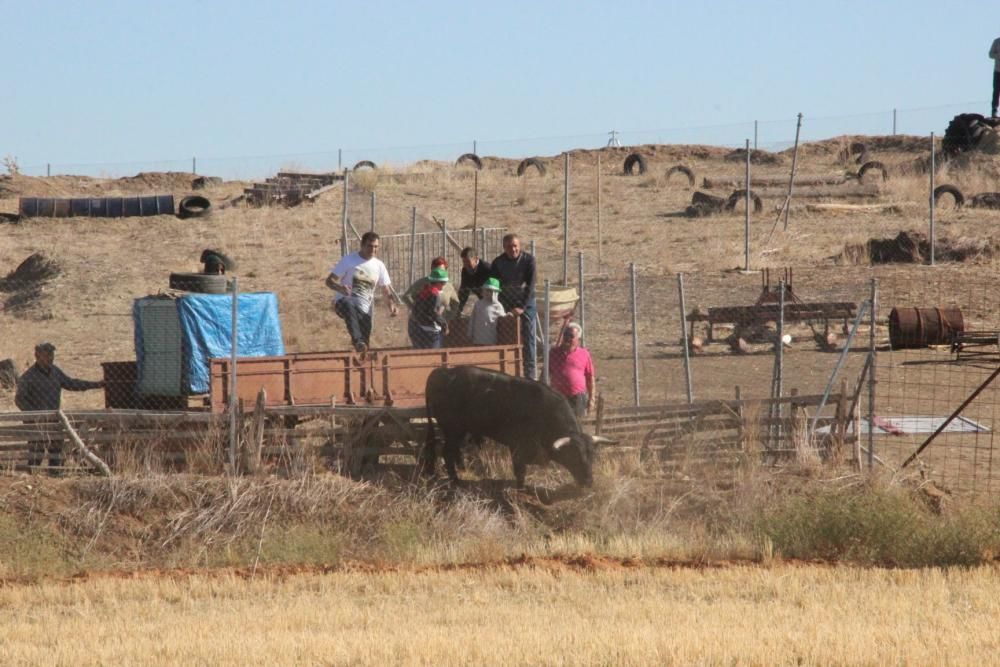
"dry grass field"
3,564,1000,665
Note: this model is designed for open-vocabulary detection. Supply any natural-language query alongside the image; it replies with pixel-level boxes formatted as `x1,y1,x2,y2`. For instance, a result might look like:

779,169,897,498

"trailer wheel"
623,152,647,175
353,160,377,171
516,157,546,177
933,184,964,209
858,160,888,182
665,164,695,186
456,153,483,170
169,272,230,294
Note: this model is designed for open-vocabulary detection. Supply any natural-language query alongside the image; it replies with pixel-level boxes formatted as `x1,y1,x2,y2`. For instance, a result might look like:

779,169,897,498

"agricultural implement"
687,269,857,343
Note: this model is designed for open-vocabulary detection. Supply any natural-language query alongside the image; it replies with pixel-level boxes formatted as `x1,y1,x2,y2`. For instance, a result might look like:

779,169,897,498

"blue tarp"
134,292,285,395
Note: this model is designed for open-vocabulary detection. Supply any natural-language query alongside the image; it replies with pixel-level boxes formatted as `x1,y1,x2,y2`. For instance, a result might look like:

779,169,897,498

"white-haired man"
548,322,596,418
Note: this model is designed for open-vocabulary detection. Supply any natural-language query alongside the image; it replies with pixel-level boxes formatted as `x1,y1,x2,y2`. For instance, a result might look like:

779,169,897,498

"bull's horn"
592,436,618,445
552,437,572,450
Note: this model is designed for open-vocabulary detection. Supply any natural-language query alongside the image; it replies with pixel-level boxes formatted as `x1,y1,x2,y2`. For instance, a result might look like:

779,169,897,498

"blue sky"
3,1,997,177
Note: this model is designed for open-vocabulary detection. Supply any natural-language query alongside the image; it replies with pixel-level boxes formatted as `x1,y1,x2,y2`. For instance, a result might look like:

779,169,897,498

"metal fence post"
46,163,51,177
563,152,570,286
678,273,693,404
770,280,786,446
744,138,751,272
868,278,877,470
473,169,479,234
408,207,417,285
370,191,376,232
543,279,551,386
338,148,342,171
192,157,196,174
754,120,758,150
929,132,936,266
630,263,640,407
892,108,897,135
578,252,585,347
229,277,239,473
782,112,803,230
340,169,350,258
441,219,448,259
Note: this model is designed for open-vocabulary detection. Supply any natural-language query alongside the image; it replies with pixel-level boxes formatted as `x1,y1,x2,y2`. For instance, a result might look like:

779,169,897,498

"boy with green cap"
409,267,450,348
468,277,508,345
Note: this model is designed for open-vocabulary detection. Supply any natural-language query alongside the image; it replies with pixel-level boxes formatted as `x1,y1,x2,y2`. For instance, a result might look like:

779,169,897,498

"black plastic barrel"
70,198,91,216
122,197,141,217
18,197,38,217
889,307,964,349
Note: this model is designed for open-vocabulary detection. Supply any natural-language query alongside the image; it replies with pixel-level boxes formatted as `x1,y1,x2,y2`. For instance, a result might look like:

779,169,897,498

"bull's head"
551,434,614,487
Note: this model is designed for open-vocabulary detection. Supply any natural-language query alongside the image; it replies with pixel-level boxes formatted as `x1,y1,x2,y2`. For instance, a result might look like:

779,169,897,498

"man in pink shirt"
548,322,596,418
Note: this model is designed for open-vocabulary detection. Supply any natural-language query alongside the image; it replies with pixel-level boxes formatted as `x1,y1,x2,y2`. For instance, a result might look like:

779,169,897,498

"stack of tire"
169,249,234,294
942,114,1000,157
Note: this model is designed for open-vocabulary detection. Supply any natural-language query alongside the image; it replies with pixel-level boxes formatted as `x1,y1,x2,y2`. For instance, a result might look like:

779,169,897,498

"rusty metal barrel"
888,307,964,349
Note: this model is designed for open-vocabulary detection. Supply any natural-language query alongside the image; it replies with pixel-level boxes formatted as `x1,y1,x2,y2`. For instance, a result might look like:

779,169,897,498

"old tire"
933,184,964,209
516,157,546,177
623,152,647,175
353,160,376,171
725,189,763,213
169,272,230,294
456,153,483,170
858,160,888,182
665,164,695,186
177,195,211,219
970,192,1000,209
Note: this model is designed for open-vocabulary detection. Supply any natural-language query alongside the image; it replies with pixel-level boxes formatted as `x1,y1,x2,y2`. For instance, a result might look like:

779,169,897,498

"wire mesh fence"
4,260,1000,496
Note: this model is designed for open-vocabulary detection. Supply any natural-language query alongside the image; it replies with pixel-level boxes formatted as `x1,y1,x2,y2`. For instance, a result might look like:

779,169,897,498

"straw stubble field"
4,565,1000,665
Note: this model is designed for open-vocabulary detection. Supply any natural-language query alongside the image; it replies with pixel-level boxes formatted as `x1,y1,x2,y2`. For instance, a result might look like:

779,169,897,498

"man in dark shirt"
457,247,492,313
15,342,105,471
490,233,537,379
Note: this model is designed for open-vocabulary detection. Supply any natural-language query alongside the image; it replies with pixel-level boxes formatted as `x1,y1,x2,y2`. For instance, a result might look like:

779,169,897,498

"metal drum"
889,307,964,349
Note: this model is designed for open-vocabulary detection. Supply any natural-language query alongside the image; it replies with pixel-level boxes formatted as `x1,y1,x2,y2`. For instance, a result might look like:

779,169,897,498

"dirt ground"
2,135,1000,490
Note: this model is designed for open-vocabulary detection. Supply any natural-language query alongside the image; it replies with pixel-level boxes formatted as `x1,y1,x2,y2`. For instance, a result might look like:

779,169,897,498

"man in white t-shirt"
325,232,398,353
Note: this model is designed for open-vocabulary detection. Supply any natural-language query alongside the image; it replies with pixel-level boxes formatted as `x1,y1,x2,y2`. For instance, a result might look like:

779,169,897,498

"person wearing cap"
457,247,492,313
15,343,105,472
326,232,397,354
468,277,509,345
548,323,597,418
409,267,450,348
402,257,460,321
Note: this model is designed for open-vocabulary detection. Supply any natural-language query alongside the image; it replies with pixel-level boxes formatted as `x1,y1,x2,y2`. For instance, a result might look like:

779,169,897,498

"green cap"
483,277,501,292
428,267,449,283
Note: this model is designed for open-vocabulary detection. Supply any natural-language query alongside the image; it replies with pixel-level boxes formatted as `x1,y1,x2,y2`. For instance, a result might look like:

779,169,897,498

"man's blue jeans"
335,299,372,349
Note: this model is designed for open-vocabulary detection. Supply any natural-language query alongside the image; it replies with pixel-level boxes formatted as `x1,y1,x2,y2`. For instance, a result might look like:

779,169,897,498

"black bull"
423,366,611,488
